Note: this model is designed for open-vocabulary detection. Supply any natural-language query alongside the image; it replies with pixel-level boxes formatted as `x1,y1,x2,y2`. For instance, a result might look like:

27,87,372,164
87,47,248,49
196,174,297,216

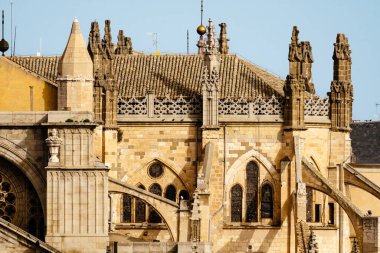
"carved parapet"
45,129,63,164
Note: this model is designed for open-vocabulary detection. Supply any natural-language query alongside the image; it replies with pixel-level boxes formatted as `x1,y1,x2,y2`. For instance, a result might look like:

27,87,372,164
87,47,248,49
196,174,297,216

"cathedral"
0,16,380,253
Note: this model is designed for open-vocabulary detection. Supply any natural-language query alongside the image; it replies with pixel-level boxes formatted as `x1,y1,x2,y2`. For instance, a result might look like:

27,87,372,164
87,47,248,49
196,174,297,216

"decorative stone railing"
118,94,202,122
118,94,331,123
304,96,329,117
218,95,284,116
118,96,148,115
154,96,202,115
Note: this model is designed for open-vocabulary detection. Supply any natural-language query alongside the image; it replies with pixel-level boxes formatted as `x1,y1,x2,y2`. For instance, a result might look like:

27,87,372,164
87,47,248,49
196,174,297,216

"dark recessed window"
231,184,243,222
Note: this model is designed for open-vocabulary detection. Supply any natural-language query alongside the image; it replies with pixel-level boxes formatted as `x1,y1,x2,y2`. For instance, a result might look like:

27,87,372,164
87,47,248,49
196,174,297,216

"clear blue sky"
1,0,379,120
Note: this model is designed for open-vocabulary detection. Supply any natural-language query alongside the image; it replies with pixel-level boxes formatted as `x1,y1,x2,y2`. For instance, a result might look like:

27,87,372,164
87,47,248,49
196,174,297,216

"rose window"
0,174,17,222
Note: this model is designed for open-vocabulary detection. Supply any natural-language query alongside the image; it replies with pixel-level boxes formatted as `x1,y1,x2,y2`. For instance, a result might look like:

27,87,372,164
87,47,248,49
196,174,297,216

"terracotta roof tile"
7,54,285,98
8,56,59,84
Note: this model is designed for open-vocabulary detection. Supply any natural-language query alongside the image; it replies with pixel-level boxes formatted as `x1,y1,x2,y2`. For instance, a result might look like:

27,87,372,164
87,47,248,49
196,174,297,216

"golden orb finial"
197,24,206,36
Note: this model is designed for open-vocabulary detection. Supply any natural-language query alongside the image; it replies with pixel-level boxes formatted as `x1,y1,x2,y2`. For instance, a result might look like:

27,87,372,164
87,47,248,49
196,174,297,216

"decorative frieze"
154,96,202,115
304,96,329,116
118,96,148,115
219,95,284,116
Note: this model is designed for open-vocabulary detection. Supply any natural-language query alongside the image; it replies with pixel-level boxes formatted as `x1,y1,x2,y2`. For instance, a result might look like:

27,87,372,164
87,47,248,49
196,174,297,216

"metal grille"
246,161,259,222
165,185,176,202
261,184,273,219
231,184,243,222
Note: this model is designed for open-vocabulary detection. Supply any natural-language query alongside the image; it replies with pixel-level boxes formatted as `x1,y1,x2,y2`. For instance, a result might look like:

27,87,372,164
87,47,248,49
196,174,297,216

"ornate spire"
218,22,229,54
115,30,133,55
201,18,220,129
287,26,315,94
308,231,319,253
284,26,309,130
88,21,101,58
329,33,353,131
59,17,93,78
205,18,218,56
58,17,94,112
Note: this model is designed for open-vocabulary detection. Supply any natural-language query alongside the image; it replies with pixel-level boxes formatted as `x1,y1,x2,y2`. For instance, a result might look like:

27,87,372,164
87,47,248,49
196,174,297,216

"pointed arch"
225,149,278,187
0,138,46,217
140,157,191,192
261,182,274,219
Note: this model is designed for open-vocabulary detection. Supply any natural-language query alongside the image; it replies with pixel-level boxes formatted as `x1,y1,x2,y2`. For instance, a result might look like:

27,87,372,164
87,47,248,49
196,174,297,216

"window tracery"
231,184,243,222
246,161,259,222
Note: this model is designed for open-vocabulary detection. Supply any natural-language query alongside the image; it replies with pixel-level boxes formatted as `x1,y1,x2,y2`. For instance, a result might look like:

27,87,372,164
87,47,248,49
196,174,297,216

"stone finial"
115,30,133,55
205,18,218,56
218,23,229,54
308,231,319,253
103,20,113,48
45,129,63,164
88,21,102,57
333,33,351,61
288,26,301,62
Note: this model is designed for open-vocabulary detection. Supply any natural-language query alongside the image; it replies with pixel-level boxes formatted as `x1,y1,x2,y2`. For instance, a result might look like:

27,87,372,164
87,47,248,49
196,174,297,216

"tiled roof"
114,54,284,98
351,121,380,164
8,56,60,84
7,54,285,98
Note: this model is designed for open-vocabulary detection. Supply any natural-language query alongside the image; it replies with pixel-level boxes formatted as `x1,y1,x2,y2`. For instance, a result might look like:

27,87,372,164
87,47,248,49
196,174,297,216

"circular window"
0,179,16,222
148,163,164,178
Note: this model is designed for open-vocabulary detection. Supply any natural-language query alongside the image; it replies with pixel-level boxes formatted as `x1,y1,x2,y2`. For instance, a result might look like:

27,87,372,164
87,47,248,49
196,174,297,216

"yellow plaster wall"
0,57,57,111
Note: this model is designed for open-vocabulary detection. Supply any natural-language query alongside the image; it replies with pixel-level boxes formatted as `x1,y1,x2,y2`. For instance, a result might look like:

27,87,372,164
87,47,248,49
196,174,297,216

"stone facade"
0,17,379,253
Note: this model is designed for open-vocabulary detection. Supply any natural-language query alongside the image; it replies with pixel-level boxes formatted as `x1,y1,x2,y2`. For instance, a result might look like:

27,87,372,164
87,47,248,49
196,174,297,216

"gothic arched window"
231,184,243,222
246,161,259,222
261,183,273,219
148,183,162,223
165,184,176,202
122,194,132,222
135,185,146,223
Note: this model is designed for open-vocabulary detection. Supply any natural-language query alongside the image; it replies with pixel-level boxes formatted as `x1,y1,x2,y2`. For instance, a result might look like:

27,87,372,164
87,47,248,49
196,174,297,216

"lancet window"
135,185,146,223
148,183,162,223
246,161,259,222
231,184,243,222
261,183,273,219
122,194,132,222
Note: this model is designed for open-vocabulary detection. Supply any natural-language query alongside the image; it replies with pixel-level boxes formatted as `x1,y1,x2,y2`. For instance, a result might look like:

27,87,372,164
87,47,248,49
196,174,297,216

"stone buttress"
45,18,109,253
